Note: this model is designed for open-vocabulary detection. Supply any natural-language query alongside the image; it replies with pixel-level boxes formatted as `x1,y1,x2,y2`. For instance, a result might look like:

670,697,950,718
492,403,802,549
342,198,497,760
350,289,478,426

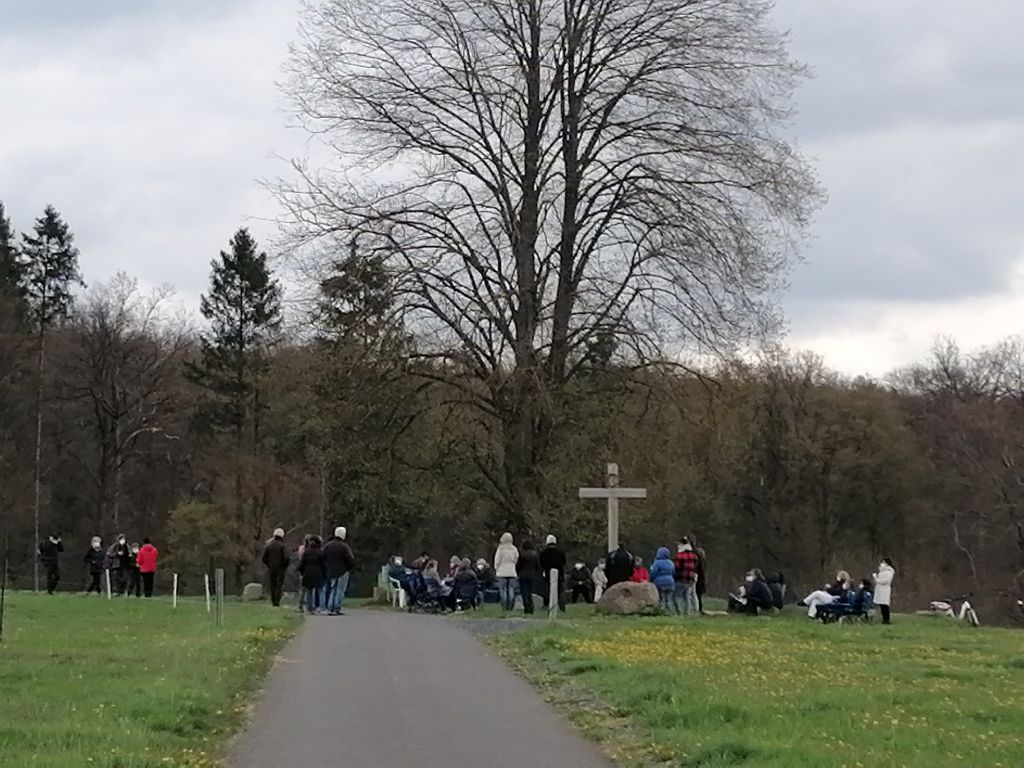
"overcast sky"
2,0,1022,376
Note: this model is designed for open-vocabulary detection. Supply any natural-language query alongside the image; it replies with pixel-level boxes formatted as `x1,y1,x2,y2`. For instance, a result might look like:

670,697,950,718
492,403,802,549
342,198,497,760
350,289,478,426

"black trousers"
519,577,536,614
142,572,155,598
129,570,141,597
268,569,286,606
570,585,592,604
543,576,566,612
112,568,128,595
879,604,891,624
86,572,102,594
45,564,61,594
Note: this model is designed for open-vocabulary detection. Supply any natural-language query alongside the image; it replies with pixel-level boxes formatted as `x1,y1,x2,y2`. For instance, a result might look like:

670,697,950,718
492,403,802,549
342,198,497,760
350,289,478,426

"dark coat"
538,545,567,581
323,538,355,579
83,547,106,574
517,548,541,580
568,567,593,588
38,539,63,565
262,538,290,573
106,542,131,571
605,548,633,586
746,577,774,609
453,568,480,601
298,545,328,589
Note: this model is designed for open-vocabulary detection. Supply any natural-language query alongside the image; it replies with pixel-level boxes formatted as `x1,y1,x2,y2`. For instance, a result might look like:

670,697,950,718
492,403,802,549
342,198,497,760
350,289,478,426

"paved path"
229,610,613,767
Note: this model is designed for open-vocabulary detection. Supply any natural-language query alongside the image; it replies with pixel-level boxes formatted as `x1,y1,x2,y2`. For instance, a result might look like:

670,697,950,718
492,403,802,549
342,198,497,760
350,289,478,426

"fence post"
105,569,112,600
204,573,212,614
548,568,559,621
172,573,178,609
215,568,225,627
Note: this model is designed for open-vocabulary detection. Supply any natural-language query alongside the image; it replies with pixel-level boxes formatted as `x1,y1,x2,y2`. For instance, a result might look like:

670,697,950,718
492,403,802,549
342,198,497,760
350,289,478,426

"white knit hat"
335,526,347,540
545,534,557,545
273,528,285,539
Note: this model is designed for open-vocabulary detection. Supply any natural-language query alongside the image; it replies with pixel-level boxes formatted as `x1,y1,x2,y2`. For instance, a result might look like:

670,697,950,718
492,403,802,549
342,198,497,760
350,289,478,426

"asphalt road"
228,609,614,767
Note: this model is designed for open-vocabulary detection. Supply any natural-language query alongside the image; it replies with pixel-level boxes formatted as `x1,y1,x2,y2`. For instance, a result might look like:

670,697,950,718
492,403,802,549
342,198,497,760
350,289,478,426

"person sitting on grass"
800,570,852,619
630,556,650,583
649,547,676,612
729,569,774,615
568,562,594,604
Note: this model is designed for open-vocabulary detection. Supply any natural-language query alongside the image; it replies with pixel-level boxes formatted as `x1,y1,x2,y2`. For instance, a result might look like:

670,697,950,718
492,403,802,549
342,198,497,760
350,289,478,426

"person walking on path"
873,558,896,625
673,538,699,616
106,534,131,596
649,547,676,612
323,527,355,615
592,559,607,601
493,532,519,612
262,528,290,607
298,536,328,614
83,536,105,595
38,534,63,594
517,540,540,615
538,535,567,612
605,542,633,588
136,538,159,598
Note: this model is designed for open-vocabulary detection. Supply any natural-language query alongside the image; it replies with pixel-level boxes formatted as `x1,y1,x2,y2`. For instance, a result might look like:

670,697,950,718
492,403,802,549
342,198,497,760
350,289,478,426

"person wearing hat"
538,534,567,612
323,526,356,615
261,528,291,607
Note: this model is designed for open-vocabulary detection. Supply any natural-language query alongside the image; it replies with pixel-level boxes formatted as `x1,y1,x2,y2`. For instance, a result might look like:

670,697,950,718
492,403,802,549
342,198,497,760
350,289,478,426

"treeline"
1,201,1022,615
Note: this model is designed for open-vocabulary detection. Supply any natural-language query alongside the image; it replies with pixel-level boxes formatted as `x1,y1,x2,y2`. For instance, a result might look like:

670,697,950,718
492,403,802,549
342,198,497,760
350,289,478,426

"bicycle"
929,593,980,627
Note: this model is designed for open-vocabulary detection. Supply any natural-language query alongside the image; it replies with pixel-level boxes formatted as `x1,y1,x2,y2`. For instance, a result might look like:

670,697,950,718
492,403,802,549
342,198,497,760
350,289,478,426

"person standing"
298,535,328,615
127,543,142,597
630,556,650,583
323,526,355,615
691,535,708,613
605,542,633,587
673,538,700,616
649,547,676,612
38,534,63,594
873,558,896,625
538,535,567,612
83,537,105,595
106,534,131,596
493,532,520,612
592,559,608,601
517,540,540,615
261,528,290,607
136,538,158,598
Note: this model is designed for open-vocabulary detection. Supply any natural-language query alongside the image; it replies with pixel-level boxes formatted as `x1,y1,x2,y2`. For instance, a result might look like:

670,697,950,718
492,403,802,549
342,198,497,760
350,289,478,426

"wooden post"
548,568,559,621
105,569,112,600
215,568,225,627
204,573,212,614
172,573,179,609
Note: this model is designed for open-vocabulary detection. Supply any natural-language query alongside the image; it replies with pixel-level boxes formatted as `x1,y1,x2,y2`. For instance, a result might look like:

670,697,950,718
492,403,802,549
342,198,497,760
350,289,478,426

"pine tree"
187,228,282,441
20,204,84,591
0,201,25,313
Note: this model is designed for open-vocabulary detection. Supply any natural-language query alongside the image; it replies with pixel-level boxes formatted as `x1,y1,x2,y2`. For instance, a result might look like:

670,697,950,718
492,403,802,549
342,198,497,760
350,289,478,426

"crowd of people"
385,533,712,616
36,533,159,597
260,526,356,615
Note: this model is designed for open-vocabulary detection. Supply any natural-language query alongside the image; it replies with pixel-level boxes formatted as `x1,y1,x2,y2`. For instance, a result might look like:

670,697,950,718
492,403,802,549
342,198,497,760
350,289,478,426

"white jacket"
873,564,895,606
592,565,608,588
494,542,519,578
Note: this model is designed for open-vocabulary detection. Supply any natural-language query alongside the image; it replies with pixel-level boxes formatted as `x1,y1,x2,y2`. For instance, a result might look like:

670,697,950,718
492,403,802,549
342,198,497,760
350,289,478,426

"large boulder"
242,582,264,602
596,581,659,616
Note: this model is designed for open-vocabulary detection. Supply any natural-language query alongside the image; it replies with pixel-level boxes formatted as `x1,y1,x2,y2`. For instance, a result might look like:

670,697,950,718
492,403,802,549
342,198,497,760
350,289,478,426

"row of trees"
2,197,1022,613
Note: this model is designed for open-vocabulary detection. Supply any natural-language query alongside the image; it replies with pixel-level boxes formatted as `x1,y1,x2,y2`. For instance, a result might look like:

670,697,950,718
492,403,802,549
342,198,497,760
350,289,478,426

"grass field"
489,609,1024,768
0,592,296,768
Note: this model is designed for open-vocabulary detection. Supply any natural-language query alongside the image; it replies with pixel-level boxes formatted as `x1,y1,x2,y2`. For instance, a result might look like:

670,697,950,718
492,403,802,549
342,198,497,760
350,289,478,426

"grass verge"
489,610,1024,768
0,592,297,768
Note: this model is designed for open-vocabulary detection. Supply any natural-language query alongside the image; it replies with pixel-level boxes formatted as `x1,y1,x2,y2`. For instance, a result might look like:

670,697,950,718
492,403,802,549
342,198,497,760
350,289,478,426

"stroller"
406,570,446,614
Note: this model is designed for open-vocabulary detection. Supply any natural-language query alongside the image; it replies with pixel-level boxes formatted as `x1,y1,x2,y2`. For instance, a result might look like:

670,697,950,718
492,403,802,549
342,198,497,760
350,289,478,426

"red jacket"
137,544,158,574
630,566,649,583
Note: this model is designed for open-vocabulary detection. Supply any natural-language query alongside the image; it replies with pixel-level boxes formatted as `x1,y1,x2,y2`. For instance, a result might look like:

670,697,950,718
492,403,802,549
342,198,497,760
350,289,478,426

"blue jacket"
649,548,676,589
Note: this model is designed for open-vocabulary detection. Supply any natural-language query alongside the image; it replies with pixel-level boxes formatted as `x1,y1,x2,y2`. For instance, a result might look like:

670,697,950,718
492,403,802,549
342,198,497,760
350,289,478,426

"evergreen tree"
187,228,282,440
19,204,83,591
0,201,26,313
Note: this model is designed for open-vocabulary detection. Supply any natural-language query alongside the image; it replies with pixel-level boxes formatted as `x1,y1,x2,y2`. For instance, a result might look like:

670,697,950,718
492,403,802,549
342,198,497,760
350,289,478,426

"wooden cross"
578,463,647,553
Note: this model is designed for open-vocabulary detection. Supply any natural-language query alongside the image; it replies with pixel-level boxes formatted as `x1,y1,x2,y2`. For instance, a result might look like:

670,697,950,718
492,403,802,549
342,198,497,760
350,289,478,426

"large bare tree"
280,0,821,528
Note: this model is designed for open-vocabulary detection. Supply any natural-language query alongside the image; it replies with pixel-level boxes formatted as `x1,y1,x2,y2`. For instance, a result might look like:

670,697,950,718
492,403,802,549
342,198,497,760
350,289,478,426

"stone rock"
242,582,264,602
595,581,659,616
